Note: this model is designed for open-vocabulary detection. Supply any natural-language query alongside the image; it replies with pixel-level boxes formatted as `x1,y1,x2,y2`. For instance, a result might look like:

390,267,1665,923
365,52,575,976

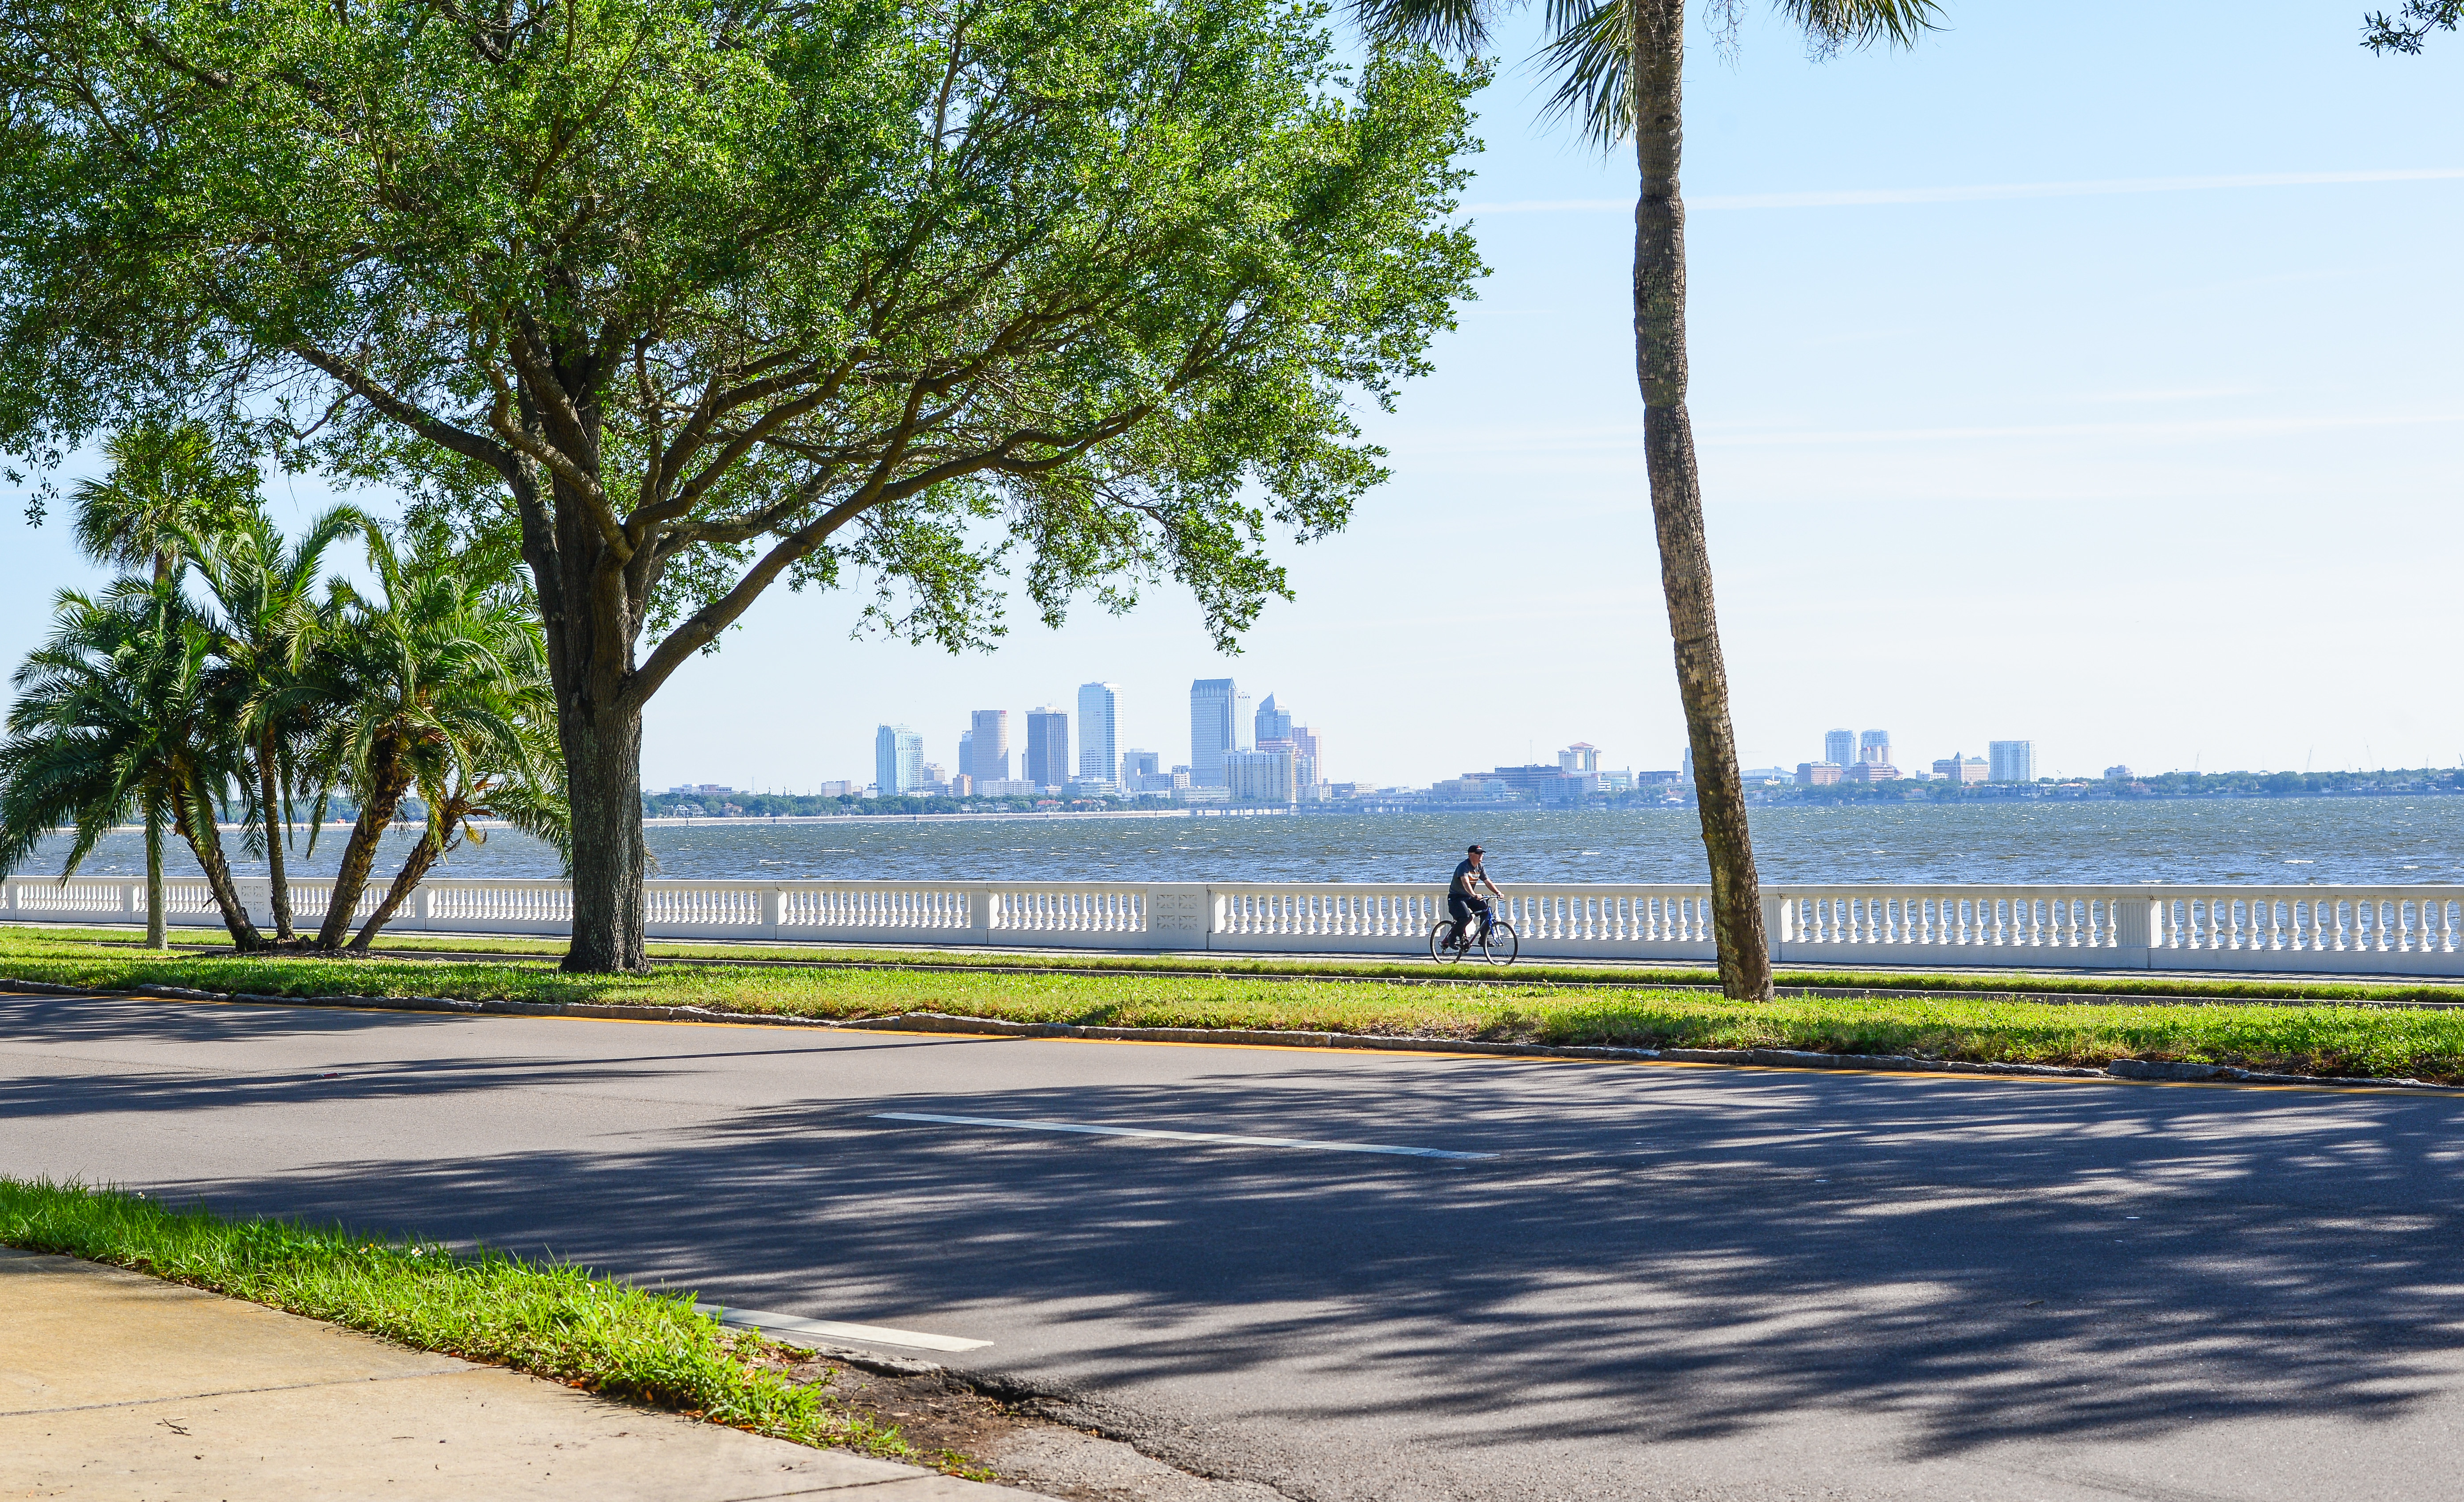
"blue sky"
4,0,2458,789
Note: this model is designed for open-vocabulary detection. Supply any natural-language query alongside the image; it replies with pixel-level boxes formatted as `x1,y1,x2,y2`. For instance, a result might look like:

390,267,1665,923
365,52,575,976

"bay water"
17,797,2464,889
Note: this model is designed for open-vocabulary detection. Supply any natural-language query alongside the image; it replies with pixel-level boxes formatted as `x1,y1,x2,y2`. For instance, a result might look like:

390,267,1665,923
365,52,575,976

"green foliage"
2364,0,2460,52
61,416,263,573
0,0,1486,674
0,579,256,942
0,1177,908,1459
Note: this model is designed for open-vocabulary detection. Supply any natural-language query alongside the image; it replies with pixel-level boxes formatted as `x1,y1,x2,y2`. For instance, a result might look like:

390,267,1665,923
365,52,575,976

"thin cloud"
1461,167,2464,215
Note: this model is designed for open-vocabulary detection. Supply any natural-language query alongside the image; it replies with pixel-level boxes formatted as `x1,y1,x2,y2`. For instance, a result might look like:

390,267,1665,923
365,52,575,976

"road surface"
4,988,2460,1501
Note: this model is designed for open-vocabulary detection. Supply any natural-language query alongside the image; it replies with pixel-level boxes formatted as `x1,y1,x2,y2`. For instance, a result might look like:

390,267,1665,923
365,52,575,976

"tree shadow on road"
18,1003,2464,1466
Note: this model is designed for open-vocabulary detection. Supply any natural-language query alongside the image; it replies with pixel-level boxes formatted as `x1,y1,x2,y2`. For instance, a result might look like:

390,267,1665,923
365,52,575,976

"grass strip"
5,927,2464,1082
26,921,2464,1006
0,1177,916,1463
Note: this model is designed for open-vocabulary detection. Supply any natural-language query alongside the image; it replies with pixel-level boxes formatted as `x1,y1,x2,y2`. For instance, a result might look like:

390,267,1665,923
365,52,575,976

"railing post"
410,884,433,933
234,877,275,933
1145,883,1208,953
966,883,994,947
1762,891,1788,964
2112,892,2154,969
761,886,783,941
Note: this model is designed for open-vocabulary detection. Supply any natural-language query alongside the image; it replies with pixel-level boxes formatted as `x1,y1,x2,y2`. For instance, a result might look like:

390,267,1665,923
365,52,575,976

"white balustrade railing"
2,874,2459,975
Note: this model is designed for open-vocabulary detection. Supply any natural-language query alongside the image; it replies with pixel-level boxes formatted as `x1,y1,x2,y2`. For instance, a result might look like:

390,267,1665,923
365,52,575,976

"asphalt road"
5,989,2462,1502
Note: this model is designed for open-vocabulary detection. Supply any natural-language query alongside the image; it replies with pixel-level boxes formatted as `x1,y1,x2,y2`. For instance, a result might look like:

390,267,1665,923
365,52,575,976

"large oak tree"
0,0,1481,969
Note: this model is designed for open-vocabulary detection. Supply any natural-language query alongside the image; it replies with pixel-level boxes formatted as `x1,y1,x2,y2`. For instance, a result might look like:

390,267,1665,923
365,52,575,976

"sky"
3,0,2457,791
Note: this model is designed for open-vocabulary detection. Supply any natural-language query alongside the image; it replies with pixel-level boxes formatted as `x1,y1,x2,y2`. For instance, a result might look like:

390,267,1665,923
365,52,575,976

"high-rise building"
1255,693,1293,745
1681,745,1694,783
1025,706,1070,790
958,731,973,784
1121,749,1160,782
1234,690,1254,751
1225,748,1297,804
1289,724,1322,783
1989,740,2036,783
1076,682,1120,784
1934,753,1989,784
873,724,923,795
1189,678,1238,786
1825,728,1855,766
1560,743,1599,773
1859,729,1891,766
968,709,1009,783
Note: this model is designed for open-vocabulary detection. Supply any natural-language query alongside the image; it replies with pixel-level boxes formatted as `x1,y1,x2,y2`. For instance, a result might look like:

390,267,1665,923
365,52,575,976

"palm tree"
0,580,265,949
350,708,565,950
306,523,560,950
1354,0,1936,999
184,507,366,943
70,418,260,586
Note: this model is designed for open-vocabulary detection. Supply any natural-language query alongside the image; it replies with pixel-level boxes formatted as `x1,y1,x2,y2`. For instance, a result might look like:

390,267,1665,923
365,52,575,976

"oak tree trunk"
259,732,293,941
1630,0,1774,1001
561,706,647,972
514,375,652,975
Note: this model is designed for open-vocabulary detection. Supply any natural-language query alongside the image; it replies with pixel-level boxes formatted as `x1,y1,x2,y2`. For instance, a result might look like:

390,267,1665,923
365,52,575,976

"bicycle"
1428,906,1518,966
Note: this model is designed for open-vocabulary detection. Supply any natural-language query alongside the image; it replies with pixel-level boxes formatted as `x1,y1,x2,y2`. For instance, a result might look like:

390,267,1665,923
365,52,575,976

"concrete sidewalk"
0,1248,1050,1500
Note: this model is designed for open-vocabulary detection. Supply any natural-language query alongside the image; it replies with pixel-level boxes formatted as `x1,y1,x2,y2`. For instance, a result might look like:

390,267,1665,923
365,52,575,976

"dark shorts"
1448,894,1490,930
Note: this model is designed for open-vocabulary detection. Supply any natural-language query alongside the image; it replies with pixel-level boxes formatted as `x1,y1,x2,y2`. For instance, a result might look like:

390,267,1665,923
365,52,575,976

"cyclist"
1447,844,1501,952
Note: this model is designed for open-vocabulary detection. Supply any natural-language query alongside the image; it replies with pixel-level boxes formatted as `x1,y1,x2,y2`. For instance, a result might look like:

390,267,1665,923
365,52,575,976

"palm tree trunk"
143,798,165,948
349,821,448,950
258,731,293,942
1630,0,1773,1001
316,748,411,949
172,776,261,950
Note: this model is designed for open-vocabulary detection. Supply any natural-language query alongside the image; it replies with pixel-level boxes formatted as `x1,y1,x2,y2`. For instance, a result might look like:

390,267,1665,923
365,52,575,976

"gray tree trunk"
143,799,165,948
175,778,261,950
258,733,292,941
316,747,410,949
350,820,447,950
1630,0,1774,1001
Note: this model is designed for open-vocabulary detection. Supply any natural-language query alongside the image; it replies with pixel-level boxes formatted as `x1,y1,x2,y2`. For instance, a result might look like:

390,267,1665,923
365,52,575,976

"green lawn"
5,925,2461,1082
0,1178,916,1463
43,919,2464,1005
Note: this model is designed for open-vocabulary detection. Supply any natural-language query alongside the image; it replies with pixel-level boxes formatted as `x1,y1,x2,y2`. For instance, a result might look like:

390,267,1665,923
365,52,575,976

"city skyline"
15,5,2444,794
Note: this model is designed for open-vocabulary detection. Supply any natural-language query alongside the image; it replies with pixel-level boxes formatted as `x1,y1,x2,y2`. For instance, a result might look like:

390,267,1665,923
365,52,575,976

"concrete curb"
4,977,2454,1093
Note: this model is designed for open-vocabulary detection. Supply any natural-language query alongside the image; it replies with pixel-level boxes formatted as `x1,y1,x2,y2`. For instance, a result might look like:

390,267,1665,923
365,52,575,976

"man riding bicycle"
1447,844,1501,951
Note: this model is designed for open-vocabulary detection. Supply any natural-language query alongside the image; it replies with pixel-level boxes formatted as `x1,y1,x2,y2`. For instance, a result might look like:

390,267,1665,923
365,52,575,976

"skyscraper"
968,709,1009,782
1560,743,1599,773
1858,729,1891,766
873,724,922,795
1026,706,1070,790
1825,728,1855,766
1234,689,1254,751
1189,678,1238,787
957,730,973,786
1255,693,1293,745
1076,682,1120,784
1989,740,2037,783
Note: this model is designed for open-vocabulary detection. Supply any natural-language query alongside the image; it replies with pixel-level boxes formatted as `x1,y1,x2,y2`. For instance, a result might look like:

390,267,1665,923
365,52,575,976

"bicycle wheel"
1430,920,1464,964
1479,919,1518,966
